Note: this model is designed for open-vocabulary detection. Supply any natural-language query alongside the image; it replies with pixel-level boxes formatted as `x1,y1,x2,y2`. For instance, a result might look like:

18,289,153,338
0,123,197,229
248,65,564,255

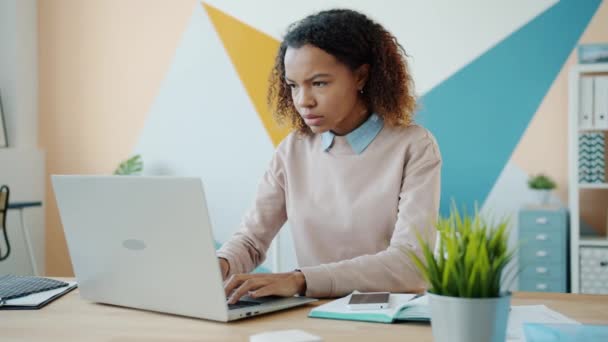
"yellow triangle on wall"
203,2,291,147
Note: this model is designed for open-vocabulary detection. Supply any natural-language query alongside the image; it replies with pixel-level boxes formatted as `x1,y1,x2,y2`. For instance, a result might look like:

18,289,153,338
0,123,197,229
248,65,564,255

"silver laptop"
51,175,316,322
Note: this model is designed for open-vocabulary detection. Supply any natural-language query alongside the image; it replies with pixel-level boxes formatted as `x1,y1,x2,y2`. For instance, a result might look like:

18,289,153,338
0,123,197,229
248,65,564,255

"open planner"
309,292,430,324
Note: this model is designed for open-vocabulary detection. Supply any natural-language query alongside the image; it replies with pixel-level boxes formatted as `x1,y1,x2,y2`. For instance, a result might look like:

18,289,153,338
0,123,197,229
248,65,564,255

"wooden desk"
2,287,608,342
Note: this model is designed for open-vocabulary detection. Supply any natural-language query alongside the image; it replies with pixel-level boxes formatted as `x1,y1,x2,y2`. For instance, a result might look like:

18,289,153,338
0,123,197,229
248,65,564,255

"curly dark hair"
268,9,416,135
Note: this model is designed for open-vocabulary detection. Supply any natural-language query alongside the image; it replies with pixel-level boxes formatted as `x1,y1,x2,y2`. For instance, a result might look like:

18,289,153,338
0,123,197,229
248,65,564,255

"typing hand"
224,272,307,304
218,258,230,281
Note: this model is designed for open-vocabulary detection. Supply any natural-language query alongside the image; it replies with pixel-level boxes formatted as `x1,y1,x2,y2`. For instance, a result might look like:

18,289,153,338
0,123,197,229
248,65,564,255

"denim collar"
321,113,384,154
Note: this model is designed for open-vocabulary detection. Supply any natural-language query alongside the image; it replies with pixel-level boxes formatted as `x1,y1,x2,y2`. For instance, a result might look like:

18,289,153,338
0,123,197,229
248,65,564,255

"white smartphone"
347,292,390,310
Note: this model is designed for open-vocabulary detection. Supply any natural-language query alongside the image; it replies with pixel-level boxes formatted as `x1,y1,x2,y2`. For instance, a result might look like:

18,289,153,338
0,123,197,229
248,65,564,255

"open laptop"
51,175,316,322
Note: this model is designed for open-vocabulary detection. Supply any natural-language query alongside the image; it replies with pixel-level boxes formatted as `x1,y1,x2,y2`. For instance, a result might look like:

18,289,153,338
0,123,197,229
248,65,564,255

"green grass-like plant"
527,174,556,190
114,154,143,175
408,204,516,298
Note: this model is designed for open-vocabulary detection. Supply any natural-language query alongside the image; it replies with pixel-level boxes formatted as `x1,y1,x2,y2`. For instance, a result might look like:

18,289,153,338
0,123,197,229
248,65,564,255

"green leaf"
114,155,143,175
527,173,556,190
409,250,431,284
406,200,518,298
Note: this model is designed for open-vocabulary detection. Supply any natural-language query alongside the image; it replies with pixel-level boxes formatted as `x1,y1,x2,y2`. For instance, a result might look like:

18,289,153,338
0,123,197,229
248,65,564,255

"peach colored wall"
39,0,196,275
512,1,608,235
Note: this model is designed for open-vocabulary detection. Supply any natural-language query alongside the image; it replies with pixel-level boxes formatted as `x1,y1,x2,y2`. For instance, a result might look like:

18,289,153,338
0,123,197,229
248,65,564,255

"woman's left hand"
224,271,307,304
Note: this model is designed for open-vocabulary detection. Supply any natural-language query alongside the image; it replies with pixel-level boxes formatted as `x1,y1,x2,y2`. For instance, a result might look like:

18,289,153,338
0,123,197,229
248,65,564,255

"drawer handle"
536,217,548,224
535,267,548,274
535,234,548,241
536,250,548,257
601,261,608,267
536,283,548,290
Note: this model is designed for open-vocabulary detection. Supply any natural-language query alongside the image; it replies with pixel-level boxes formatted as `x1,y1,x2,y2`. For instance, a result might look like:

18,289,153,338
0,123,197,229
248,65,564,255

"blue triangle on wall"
417,0,601,216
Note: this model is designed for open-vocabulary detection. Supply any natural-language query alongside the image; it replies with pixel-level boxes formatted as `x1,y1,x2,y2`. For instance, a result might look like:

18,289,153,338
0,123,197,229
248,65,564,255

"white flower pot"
428,292,511,342
533,189,551,205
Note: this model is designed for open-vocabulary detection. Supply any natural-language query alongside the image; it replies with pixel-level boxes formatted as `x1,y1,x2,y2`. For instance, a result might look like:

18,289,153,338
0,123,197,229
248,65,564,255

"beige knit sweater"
217,123,441,298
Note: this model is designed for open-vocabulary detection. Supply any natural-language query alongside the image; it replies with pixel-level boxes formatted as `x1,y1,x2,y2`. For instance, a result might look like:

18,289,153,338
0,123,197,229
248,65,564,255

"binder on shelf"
579,132,606,183
579,76,594,130
579,134,592,183
594,76,608,129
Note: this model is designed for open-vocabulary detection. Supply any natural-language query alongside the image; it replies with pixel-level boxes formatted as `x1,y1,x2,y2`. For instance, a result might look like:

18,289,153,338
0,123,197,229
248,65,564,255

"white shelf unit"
580,238,608,248
568,62,608,293
579,183,608,189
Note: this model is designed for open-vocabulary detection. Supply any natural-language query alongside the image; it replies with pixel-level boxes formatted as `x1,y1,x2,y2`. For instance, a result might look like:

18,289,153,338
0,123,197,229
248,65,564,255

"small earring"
359,88,364,94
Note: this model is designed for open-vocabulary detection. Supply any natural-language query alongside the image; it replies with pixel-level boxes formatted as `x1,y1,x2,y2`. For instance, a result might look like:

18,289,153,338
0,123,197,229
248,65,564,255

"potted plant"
408,205,516,342
114,154,143,175
527,173,556,205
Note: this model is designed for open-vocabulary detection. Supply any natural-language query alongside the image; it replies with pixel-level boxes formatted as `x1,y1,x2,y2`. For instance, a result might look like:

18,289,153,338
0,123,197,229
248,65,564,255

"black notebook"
0,275,77,310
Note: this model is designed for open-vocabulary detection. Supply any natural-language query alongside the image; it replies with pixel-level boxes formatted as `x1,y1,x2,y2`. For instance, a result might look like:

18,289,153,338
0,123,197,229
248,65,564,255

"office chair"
0,185,10,261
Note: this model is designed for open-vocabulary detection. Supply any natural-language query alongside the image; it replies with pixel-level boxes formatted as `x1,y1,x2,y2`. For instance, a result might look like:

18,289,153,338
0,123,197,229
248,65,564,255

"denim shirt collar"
321,113,384,154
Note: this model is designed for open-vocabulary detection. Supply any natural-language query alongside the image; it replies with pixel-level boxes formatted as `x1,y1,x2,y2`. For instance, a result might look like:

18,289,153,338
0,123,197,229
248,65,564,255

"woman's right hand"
218,257,230,280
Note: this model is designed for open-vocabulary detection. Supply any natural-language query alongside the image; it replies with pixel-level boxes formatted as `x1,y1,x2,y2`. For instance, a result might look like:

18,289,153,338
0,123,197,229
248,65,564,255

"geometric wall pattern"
418,0,601,215
204,3,288,147
133,0,602,272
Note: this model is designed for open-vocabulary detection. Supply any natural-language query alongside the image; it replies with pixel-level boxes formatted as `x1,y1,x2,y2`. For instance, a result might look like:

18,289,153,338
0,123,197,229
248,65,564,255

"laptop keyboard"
0,275,69,302
227,300,261,310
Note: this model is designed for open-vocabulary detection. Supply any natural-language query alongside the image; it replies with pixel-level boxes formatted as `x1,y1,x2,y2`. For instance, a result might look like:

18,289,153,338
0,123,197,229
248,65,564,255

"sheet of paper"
4,281,77,306
507,305,580,342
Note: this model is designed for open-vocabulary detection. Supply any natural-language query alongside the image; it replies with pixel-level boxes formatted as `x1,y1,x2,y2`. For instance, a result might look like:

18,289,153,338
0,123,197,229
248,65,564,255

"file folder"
580,76,594,129
594,76,608,129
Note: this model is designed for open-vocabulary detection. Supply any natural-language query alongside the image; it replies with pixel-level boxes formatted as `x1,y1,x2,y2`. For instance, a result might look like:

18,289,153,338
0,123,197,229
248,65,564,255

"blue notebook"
309,293,430,324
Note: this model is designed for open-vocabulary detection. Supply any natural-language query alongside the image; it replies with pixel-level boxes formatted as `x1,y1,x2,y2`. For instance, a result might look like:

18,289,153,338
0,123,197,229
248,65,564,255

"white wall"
0,0,39,148
204,0,557,95
0,0,19,145
0,0,45,275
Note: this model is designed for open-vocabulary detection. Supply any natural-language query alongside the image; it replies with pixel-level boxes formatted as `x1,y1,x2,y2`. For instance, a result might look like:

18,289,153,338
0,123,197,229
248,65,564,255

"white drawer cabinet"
580,247,608,294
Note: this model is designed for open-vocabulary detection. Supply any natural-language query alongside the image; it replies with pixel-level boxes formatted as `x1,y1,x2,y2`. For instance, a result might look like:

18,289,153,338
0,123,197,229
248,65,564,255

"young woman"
217,9,441,304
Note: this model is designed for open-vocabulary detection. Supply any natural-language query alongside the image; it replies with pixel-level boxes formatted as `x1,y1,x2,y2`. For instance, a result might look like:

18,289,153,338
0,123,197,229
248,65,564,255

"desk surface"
2,284,608,342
